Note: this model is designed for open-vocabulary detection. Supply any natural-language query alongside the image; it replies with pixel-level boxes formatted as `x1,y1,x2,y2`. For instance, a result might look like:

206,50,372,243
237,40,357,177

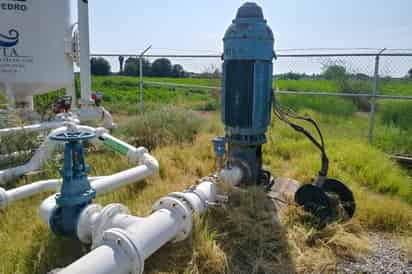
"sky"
71,0,412,75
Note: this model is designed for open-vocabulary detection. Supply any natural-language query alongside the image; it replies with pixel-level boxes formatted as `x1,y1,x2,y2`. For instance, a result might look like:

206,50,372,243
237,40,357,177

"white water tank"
0,0,74,105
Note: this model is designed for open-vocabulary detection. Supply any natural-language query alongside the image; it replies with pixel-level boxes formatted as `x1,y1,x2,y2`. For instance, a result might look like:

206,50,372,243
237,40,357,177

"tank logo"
0,0,28,12
0,29,19,48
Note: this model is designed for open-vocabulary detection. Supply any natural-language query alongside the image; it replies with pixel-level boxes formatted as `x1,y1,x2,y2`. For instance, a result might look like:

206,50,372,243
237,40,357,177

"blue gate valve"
49,130,96,237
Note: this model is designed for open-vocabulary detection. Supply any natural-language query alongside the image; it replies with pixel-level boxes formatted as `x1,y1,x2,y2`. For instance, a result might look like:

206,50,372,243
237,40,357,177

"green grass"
2,75,411,273
1,111,411,273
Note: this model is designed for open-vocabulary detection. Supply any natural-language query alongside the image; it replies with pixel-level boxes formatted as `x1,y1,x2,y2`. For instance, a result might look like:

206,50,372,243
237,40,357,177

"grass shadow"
25,226,88,274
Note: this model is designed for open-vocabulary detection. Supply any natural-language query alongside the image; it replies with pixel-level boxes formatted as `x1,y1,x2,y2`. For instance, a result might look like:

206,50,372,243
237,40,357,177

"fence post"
138,45,152,114
139,56,143,113
368,48,386,144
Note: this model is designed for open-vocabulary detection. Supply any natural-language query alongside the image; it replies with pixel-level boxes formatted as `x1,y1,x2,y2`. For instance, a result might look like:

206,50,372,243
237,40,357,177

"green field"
1,75,411,273
75,76,412,154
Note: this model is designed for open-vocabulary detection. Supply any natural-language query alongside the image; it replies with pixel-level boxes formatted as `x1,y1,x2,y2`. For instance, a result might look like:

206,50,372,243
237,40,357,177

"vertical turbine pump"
219,2,275,186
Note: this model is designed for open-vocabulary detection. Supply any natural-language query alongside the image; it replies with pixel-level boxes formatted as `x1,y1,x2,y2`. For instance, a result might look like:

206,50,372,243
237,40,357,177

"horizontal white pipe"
92,165,152,195
0,179,59,209
62,180,217,274
219,166,243,186
98,133,148,164
0,125,102,185
39,155,158,224
0,176,106,210
58,244,132,274
0,121,64,136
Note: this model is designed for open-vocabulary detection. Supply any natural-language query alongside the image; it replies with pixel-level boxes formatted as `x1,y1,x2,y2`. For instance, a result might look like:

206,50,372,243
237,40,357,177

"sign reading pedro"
1,0,28,12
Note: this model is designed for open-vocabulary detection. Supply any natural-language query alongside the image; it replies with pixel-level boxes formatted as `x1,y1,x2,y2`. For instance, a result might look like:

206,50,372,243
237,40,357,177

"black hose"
272,92,329,177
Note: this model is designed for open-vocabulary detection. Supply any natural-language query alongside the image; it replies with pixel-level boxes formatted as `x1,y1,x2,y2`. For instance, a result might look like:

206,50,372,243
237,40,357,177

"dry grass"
1,111,412,273
284,205,371,273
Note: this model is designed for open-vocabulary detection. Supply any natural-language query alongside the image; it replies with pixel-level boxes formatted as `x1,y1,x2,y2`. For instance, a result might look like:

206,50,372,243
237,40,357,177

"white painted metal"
77,0,92,106
0,124,106,184
0,179,58,209
60,180,217,274
58,244,132,274
0,0,74,101
0,176,106,209
219,166,243,186
39,152,159,225
99,133,148,163
0,121,65,136
91,160,156,195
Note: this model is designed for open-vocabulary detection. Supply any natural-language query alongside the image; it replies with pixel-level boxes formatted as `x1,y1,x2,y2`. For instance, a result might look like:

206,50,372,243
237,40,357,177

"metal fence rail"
91,50,412,144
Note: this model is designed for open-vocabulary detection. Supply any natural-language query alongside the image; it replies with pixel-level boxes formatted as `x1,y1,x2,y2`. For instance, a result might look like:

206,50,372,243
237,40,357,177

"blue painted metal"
220,2,275,184
49,131,96,237
212,137,226,158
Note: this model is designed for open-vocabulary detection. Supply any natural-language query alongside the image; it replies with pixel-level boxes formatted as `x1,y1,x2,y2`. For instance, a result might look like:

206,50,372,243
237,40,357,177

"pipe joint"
76,204,103,244
219,166,243,186
91,203,130,248
128,147,148,164
142,153,159,173
152,196,192,242
101,228,145,274
0,187,8,209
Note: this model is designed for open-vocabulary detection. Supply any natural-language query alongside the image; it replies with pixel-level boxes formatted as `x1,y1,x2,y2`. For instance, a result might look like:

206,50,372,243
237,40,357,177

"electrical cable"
272,92,329,177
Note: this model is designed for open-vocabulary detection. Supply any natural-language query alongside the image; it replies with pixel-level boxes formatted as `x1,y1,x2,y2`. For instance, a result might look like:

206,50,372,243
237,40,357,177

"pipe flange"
101,228,144,274
169,192,204,213
152,196,193,242
92,203,130,248
77,204,102,244
0,187,8,209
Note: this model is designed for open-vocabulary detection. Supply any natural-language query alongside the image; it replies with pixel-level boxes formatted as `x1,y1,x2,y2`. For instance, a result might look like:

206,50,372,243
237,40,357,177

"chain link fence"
91,50,412,154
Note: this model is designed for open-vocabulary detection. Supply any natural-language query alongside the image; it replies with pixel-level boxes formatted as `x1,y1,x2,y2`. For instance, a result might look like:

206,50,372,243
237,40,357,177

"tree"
322,65,347,80
408,68,412,78
123,57,151,76
90,57,111,76
118,56,125,74
171,64,185,77
151,58,172,77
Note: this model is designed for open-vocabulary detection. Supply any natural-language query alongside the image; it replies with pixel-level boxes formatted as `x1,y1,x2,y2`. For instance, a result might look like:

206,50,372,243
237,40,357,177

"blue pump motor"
220,2,275,184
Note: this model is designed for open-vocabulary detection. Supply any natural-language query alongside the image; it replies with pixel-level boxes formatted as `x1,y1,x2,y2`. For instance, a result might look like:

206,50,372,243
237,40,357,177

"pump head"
219,2,275,185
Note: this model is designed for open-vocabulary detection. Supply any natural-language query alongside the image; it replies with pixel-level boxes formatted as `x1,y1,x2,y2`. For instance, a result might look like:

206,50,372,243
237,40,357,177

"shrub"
278,95,356,117
117,106,204,149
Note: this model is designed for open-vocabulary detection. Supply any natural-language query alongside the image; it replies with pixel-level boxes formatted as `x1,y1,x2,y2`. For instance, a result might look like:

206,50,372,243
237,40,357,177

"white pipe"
61,179,217,274
92,165,152,195
219,166,243,186
98,133,147,163
0,179,59,209
58,244,132,274
0,135,60,184
0,176,107,210
0,124,102,185
0,121,65,136
78,0,92,106
38,153,159,224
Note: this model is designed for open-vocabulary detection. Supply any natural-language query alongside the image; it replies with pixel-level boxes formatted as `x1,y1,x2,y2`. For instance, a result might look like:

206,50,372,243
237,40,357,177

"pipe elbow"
219,166,243,186
39,195,57,225
0,187,8,209
142,153,159,174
